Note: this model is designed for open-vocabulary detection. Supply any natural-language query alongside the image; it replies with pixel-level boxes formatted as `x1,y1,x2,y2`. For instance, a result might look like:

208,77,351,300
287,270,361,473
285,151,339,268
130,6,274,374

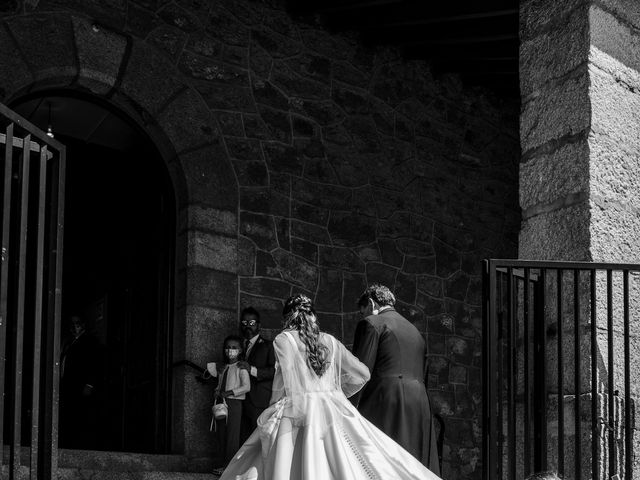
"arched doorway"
11,92,176,454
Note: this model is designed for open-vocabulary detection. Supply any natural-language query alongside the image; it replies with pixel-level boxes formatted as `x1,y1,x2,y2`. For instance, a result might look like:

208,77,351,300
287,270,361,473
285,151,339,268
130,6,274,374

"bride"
219,294,442,480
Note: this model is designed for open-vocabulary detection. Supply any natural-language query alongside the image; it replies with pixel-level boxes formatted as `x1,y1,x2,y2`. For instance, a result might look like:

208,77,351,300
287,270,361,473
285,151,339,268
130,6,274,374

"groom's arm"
349,319,379,407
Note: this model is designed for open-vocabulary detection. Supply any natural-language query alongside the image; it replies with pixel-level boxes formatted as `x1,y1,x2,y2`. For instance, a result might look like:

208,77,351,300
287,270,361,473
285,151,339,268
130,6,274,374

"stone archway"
0,12,240,456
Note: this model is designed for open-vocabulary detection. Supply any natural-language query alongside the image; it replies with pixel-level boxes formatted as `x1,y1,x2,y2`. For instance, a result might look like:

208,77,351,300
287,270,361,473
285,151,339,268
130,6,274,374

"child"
209,335,250,475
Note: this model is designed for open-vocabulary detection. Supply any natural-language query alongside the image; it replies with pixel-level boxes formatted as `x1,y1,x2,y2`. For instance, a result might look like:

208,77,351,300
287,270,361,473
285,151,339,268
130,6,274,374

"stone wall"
0,0,520,478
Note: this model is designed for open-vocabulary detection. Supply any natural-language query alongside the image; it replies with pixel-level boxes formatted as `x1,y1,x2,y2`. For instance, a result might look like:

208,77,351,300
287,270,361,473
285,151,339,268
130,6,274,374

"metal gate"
483,259,640,480
0,103,66,479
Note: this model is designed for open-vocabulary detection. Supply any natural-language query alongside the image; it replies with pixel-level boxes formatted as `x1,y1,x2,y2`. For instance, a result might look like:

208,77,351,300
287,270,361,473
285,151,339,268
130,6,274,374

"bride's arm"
337,339,371,399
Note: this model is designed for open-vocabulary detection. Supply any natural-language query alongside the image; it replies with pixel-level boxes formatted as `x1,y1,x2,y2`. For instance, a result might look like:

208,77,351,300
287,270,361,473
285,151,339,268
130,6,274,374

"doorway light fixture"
46,102,54,138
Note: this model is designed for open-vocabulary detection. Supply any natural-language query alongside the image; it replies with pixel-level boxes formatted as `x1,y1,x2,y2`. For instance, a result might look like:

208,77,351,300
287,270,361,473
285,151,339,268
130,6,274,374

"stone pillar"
519,1,640,478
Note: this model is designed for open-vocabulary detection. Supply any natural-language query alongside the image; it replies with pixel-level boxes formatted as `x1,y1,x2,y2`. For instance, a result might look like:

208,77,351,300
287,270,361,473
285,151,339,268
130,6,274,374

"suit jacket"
244,336,275,411
351,308,440,474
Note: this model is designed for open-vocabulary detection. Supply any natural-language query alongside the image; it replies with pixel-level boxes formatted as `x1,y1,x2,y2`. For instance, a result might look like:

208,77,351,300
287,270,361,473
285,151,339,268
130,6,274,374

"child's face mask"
225,348,240,360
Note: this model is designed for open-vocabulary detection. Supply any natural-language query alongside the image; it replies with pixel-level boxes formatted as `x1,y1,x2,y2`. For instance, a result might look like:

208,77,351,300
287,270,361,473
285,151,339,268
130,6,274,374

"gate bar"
11,134,31,478
557,269,564,476
607,270,614,480
574,269,581,480
523,268,531,476
30,146,48,479
507,267,516,480
0,123,14,463
590,269,598,480
623,271,631,479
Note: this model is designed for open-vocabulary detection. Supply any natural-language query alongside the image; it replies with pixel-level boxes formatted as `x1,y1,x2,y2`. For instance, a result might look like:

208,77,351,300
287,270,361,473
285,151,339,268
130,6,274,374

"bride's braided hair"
282,294,330,377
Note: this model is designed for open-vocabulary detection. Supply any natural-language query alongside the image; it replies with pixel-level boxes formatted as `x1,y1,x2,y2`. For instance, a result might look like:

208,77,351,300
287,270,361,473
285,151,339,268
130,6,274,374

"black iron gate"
0,103,66,479
483,259,640,480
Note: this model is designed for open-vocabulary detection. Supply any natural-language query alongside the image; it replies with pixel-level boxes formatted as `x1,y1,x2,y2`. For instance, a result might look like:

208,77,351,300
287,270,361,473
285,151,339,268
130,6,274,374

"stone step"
2,448,220,478
2,466,221,480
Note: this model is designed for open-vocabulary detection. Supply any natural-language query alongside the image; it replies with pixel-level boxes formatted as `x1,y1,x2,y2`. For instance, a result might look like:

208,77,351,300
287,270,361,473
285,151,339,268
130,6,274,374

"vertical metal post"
557,269,565,476
623,270,631,480
607,269,614,479
590,269,598,480
11,135,31,479
523,268,531,477
574,269,581,480
533,268,548,471
30,146,48,479
483,260,494,480
0,123,14,462
507,267,515,480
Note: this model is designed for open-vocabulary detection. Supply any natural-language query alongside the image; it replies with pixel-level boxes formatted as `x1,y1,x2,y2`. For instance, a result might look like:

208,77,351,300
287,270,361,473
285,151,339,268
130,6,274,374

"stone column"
519,1,640,478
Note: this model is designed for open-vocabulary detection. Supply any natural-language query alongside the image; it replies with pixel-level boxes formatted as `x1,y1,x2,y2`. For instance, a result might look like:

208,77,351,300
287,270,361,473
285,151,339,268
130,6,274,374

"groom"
351,284,440,474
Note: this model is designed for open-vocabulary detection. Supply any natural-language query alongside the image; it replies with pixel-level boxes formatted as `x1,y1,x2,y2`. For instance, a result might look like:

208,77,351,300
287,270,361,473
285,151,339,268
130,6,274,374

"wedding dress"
219,330,442,480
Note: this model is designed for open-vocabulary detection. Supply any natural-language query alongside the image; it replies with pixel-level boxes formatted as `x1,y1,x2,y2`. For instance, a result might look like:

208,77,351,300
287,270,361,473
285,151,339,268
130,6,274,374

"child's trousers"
216,398,243,465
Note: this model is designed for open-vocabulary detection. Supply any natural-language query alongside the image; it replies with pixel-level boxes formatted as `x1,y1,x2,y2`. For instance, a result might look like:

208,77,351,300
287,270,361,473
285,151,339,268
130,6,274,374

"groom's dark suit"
240,336,275,443
351,308,440,474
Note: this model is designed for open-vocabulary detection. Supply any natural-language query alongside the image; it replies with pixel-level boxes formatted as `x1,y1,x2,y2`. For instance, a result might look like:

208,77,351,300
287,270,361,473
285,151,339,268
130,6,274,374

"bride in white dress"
219,294,442,480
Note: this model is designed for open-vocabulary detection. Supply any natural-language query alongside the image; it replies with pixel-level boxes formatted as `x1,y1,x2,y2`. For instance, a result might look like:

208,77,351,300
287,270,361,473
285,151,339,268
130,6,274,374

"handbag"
210,395,228,431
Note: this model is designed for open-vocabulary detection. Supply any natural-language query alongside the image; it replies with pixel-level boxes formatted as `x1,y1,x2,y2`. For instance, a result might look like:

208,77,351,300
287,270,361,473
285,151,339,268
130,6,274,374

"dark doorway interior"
11,93,175,454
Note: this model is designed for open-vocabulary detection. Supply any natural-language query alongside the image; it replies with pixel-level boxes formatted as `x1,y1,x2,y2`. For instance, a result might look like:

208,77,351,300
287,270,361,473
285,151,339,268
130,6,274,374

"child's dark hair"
224,334,244,348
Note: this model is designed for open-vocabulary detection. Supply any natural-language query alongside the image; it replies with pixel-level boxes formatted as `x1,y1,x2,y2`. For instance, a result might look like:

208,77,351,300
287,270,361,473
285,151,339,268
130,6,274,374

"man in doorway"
236,307,275,443
351,284,440,474
59,314,105,450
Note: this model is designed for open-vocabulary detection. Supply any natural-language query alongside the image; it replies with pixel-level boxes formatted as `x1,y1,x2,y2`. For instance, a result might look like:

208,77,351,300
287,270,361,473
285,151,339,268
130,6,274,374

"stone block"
72,16,126,93
294,99,345,126
518,203,591,261
395,272,417,305
285,53,331,85
186,30,223,59
262,142,303,175
126,3,161,38
291,178,350,210
225,138,262,161
356,244,381,263
395,238,434,258
590,63,640,157
185,305,237,365
300,28,352,61
252,78,290,111
519,137,589,212
158,3,200,32
240,277,291,299
315,269,342,313
180,145,238,210
418,292,445,317
590,4,640,80
179,51,248,85
272,248,318,291
276,217,290,250
35,0,126,29
187,231,237,273
251,27,302,59
332,61,369,88
147,24,187,61
239,211,278,251
258,106,292,144
157,87,219,153
396,300,424,330
366,262,397,289
255,250,279,278
290,219,331,244
318,246,365,272
403,256,436,275
445,271,470,302
216,111,244,137
328,212,376,247
519,5,588,96
222,44,248,67
240,187,289,217
520,0,584,40
378,238,404,267
302,158,337,184
193,80,255,112
7,14,77,82
590,197,640,263
0,24,32,100
332,83,370,115
342,272,366,311
206,7,250,46
433,238,461,278
319,313,342,340
520,69,590,154
237,235,255,276
290,237,318,263
121,40,185,114
417,275,443,297
292,115,315,137
186,266,237,310
597,0,640,30
187,206,236,236
233,160,269,187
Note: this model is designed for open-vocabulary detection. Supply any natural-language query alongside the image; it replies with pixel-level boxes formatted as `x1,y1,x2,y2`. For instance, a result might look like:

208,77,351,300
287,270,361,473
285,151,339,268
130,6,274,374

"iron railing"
483,259,640,480
0,103,66,480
